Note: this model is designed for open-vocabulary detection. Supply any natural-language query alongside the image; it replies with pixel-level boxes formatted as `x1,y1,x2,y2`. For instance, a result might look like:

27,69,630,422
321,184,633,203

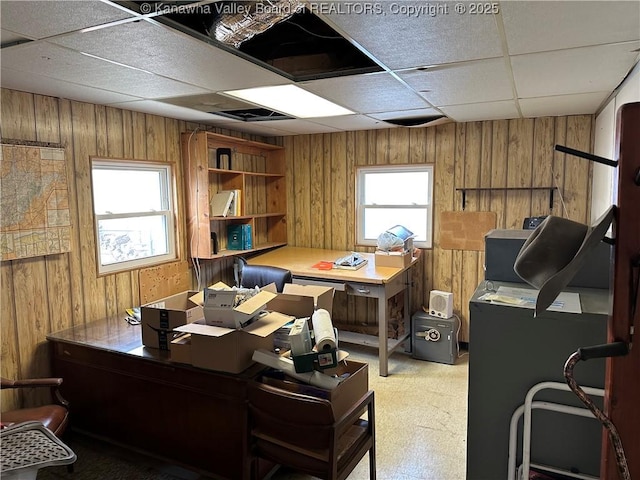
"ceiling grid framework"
1,0,638,136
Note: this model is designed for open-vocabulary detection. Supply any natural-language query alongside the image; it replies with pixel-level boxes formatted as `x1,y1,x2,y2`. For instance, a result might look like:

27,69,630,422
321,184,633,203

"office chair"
247,381,376,480
0,377,69,437
234,257,292,293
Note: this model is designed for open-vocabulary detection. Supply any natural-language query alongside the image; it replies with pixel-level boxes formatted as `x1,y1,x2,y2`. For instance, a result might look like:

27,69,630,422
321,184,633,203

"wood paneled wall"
0,89,264,410
282,117,594,341
0,87,594,411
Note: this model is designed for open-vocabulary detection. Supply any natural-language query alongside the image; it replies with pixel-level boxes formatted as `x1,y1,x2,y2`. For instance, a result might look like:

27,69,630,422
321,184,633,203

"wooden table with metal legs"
248,246,416,376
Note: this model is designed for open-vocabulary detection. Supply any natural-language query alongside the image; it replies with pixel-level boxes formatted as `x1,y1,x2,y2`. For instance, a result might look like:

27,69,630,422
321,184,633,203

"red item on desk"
312,261,334,270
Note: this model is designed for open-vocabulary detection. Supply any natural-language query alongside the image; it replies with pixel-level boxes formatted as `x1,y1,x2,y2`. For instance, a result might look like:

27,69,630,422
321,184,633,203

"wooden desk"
248,246,416,376
46,317,269,480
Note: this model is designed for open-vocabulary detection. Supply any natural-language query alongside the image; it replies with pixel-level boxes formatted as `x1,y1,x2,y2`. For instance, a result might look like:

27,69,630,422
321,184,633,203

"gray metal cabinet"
466,281,609,479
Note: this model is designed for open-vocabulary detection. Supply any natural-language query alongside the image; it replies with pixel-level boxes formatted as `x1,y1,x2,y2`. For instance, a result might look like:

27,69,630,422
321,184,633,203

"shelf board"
339,330,411,353
209,213,286,222
208,168,284,178
456,186,558,210
203,132,283,151
200,242,287,260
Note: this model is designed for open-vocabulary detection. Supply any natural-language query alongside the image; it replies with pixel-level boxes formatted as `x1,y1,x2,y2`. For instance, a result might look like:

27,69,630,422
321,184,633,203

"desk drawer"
344,282,383,298
292,277,346,291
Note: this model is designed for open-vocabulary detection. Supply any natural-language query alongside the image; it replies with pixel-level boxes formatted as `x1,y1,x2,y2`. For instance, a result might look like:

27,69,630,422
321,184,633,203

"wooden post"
603,102,640,479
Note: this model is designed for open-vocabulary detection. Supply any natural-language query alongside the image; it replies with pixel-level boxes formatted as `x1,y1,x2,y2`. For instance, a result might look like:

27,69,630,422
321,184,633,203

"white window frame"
91,158,177,275
356,164,434,249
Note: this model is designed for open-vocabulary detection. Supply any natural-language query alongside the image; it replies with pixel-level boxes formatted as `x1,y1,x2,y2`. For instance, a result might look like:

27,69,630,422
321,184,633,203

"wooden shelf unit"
181,131,287,259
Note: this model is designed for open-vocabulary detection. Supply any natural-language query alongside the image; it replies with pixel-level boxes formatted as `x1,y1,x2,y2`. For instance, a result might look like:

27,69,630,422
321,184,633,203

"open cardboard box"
374,250,413,268
266,283,334,318
260,359,369,419
189,282,277,329
174,311,293,374
140,290,203,350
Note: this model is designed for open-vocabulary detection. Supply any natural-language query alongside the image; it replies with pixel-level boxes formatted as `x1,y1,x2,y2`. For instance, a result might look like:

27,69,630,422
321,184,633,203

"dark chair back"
235,257,292,292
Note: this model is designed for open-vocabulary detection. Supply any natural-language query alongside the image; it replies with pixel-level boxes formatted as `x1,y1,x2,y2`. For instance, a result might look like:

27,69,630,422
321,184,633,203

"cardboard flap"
243,311,294,337
175,311,292,338
261,283,278,293
189,282,274,307
267,294,315,318
236,290,277,314
175,321,232,338
145,294,200,311
282,284,334,312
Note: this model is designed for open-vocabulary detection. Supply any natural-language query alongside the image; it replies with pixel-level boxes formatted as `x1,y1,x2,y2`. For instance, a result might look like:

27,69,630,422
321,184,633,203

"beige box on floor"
374,250,412,268
141,290,203,350
260,360,368,419
266,284,334,318
174,311,293,374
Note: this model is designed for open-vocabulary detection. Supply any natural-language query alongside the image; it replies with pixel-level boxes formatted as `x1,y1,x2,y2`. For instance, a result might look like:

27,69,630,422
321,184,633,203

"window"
91,159,177,274
356,165,434,248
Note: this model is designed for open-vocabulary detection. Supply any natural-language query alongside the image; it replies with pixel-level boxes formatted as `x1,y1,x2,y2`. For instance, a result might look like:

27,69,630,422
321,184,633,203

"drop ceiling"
1,0,639,137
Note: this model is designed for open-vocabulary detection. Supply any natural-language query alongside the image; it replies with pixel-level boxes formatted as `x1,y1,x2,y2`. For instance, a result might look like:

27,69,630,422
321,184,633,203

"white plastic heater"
429,290,454,319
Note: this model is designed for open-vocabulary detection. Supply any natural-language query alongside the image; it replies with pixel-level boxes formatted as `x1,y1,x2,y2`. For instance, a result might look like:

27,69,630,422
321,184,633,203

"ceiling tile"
251,119,342,134
1,42,209,99
303,115,390,131
519,92,610,118
512,41,640,98
208,121,301,137
440,101,520,122
302,73,431,114
0,1,135,39
105,100,228,122
1,67,140,105
398,58,514,106
322,1,503,69
49,20,290,91
368,107,442,121
502,1,640,55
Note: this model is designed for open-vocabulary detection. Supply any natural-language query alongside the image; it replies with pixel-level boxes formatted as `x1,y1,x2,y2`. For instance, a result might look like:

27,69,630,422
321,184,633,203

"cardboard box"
174,311,293,374
170,333,192,364
260,360,368,419
191,283,277,329
141,290,203,350
374,250,412,268
266,284,334,318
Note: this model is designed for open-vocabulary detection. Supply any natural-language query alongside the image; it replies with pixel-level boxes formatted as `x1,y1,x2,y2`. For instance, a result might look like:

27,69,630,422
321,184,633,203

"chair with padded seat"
246,381,376,480
0,377,69,437
234,256,292,293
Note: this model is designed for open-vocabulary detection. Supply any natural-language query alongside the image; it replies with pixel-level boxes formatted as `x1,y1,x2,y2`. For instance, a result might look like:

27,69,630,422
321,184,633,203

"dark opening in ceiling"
130,1,382,81
216,108,292,122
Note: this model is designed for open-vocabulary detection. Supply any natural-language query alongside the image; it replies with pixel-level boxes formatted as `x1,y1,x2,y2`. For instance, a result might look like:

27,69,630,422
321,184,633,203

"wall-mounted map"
0,144,71,260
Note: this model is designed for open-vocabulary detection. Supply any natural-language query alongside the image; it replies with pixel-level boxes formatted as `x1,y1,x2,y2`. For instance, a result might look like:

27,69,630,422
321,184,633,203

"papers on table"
478,286,582,314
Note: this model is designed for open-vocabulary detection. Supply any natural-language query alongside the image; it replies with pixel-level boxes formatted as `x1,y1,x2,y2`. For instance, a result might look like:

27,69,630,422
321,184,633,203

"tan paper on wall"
439,211,497,251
